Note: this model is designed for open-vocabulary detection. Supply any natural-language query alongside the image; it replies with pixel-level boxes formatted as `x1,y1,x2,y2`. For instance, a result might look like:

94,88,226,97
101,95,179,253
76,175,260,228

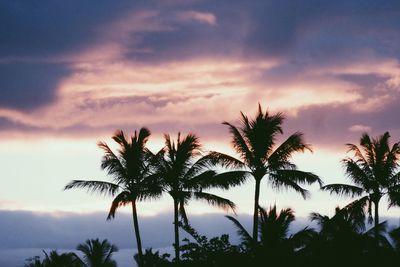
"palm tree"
74,239,118,267
134,248,170,267
226,205,315,264
321,132,400,228
64,128,162,267
390,226,400,252
308,202,392,266
154,132,236,262
208,104,322,240
42,250,81,267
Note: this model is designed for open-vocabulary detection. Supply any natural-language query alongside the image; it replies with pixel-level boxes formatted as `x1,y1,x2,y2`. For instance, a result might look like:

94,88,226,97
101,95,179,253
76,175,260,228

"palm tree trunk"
374,200,379,228
132,201,144,267
252,178,261,241
173,198,180,262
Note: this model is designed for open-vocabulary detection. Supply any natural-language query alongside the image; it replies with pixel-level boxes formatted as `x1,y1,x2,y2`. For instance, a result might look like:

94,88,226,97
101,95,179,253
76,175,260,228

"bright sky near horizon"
1,0,400,235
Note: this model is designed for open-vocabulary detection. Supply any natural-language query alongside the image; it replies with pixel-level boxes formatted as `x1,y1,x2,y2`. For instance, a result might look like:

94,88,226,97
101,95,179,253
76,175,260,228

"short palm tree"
208,104,322,240
227,205,314,262
308,202,392,265
42,251,81,267
74,239,118,267
64,128,162,267
321,132,400,228
154,133,236,262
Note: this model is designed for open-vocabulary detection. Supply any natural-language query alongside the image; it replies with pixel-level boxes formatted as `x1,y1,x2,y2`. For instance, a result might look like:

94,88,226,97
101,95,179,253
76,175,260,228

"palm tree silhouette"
321,132,400,228
74,238,118,267
42,250,81,267
208,104,322,240
390,226,400,252
134,248,170,267
227,205,314,265
154,132,236,262
308,202,392,266
64,128,162,267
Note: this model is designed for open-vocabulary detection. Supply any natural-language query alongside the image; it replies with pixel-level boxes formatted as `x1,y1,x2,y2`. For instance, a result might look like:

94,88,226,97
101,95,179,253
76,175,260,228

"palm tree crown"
321,132,400,227
64,128,162,267
154,132,236,262
75,238,118,267
208,104,322,240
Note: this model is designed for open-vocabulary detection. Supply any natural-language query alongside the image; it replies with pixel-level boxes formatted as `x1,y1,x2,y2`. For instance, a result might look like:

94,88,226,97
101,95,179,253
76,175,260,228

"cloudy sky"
1,0,400,265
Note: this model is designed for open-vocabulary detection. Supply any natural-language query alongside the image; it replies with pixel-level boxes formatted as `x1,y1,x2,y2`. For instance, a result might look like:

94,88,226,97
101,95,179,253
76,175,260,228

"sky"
1,0,400,265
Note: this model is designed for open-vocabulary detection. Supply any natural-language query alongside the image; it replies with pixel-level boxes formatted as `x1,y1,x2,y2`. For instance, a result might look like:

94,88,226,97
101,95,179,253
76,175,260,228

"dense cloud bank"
0,0,399,147
0,210,251,250
1,210,398,249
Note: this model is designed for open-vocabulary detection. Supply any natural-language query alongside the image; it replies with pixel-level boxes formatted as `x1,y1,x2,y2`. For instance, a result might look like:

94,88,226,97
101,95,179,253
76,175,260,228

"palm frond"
360,133,376,167
243,108,284,162
309,212,329,226
274,169,323,187
269,173,310,199
97,141,127,181
321,183,364,198
179,200,189,226
342,158,374,189
184,170,217,189
107,191,133,220
222,121,253,164
259,205,295,242
200,151,246,169
64,180,120,197
268,132,312,169
193,191,236,213
341,196,370,231
225,215,253,245
289,227,317,249
387,186,400,208
190,170,249,190
112,130,129,148
135,176,164,201
137,127,151,148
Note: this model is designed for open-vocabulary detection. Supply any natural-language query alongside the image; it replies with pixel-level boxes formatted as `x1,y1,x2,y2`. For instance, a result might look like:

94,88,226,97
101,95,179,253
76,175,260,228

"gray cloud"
0,210,249,250
0,62,71,110
0,0,139,110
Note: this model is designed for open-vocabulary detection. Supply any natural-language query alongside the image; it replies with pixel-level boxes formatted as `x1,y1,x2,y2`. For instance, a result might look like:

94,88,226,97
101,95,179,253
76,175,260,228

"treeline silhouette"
25,238,118,267
26,105,400,267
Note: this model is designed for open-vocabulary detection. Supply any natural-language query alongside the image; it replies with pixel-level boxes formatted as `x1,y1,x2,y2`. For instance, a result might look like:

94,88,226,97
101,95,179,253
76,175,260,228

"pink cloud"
177,11,217,26
348,124,372,133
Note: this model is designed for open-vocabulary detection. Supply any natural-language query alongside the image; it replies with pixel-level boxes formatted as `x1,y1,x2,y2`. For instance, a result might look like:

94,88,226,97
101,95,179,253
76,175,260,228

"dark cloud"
0,0,138,110
127,0,400,62
0,62,71,110
0,0,136,58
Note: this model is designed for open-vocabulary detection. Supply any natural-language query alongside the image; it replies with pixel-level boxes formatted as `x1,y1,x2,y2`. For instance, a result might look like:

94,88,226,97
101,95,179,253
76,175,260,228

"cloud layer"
0,0,400,147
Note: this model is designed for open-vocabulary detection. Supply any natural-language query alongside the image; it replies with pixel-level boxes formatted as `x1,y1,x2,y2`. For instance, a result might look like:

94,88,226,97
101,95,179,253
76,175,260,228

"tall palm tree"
321,132,400,228
64,128,162,267
154,132,236,262
207,104,322,240
74,239,118,267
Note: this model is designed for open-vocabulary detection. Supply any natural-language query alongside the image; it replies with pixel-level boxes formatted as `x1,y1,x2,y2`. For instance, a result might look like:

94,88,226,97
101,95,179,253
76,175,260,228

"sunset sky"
1,1,400,266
